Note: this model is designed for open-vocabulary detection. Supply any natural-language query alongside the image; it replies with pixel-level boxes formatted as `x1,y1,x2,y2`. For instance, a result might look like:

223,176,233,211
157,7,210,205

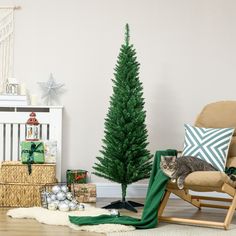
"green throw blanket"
69,149,177,229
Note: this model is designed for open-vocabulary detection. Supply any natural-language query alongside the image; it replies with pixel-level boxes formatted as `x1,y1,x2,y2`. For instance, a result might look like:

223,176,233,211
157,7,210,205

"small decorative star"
38,73,64,105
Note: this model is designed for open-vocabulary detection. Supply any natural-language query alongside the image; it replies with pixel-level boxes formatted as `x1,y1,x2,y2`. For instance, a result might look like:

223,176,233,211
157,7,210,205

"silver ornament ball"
61,185,69,193
52,200,60,207
50,194,57,201
52,185,61,194
59,202,70,212
78,204,85,211
48,202,57,211
110,209,120,217
71,199,79,205
66,192,73,200
64,199,70,205
69,202,78,211
56,191,66,201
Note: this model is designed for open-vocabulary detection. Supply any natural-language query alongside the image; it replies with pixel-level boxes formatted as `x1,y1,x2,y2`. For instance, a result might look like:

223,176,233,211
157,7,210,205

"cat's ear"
171,156,177,162
161,155,165,162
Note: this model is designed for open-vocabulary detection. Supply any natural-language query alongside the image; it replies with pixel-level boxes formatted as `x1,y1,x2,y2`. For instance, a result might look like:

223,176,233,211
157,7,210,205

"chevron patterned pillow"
182,124,234,171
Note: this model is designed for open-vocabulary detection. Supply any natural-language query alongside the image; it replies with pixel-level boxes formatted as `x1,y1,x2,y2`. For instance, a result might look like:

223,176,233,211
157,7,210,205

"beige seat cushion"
167,171,236,192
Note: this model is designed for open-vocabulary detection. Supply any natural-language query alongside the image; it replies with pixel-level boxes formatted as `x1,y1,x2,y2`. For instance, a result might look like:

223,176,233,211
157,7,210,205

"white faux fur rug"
7,205,135,233
7,206,236,236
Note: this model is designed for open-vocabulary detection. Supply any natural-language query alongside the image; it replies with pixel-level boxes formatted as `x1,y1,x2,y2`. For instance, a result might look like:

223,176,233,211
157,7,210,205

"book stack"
0,95,28,106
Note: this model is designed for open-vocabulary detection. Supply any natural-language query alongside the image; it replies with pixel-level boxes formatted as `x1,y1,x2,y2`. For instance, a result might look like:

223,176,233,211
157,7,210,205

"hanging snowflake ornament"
38,73,64,105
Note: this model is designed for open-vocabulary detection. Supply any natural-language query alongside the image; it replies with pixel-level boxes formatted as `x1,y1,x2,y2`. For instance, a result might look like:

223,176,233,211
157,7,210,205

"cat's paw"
177,183,184,189
171,178,176,183
177,178,184,189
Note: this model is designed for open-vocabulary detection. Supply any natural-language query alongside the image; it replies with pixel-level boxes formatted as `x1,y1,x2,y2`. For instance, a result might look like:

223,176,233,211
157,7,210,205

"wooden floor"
0,198,235,236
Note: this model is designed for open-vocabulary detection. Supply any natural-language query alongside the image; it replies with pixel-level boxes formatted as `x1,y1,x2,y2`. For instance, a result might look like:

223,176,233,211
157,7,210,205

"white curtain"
0,8,14,93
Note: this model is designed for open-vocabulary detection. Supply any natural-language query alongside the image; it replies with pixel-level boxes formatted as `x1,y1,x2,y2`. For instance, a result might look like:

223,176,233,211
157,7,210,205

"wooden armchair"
158,101,236,229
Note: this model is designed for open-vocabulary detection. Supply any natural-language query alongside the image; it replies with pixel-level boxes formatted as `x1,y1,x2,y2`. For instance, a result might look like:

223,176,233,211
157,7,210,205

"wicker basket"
0,161,56,184
0,183,53,207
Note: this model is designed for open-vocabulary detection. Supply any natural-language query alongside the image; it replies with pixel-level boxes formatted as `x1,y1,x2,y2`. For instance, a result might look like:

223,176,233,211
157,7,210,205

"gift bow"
21,142,44,175
75,173,87,181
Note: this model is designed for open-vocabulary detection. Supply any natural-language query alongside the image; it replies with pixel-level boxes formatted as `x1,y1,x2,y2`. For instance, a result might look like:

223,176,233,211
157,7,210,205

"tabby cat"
160,155,217,189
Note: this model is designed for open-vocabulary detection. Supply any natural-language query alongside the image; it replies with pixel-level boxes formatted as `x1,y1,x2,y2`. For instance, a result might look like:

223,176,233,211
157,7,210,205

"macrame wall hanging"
0,6,20,93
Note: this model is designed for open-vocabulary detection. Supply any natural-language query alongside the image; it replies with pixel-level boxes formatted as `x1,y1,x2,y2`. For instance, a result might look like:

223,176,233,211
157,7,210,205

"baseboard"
95,183,231,199
95,183,148,198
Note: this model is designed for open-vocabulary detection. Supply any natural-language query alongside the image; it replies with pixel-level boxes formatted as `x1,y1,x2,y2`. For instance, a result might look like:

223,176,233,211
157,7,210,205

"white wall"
1,0,236,190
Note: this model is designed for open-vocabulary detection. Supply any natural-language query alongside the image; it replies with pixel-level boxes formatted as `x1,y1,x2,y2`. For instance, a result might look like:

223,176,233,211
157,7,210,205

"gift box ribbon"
21,142,44,175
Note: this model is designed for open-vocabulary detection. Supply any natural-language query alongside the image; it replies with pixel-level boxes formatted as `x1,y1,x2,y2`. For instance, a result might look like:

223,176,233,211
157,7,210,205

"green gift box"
21,141,45,164
66,170,88,185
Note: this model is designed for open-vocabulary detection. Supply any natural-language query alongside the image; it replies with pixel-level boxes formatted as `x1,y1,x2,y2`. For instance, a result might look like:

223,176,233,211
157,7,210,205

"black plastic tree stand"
102,198,144,213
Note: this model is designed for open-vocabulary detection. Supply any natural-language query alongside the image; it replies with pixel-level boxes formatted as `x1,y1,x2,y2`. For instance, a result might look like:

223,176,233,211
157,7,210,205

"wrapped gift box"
66,169,88,185
72,183,96,203
44,140,57,163
21,141,45,164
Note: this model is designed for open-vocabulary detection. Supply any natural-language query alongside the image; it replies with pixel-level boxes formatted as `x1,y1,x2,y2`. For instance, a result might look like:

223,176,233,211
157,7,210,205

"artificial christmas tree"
93,24,153,212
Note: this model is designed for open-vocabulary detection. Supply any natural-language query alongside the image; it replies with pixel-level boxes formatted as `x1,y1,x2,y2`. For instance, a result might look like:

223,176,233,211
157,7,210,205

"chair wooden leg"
224,194,236,230
158,191,170,217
